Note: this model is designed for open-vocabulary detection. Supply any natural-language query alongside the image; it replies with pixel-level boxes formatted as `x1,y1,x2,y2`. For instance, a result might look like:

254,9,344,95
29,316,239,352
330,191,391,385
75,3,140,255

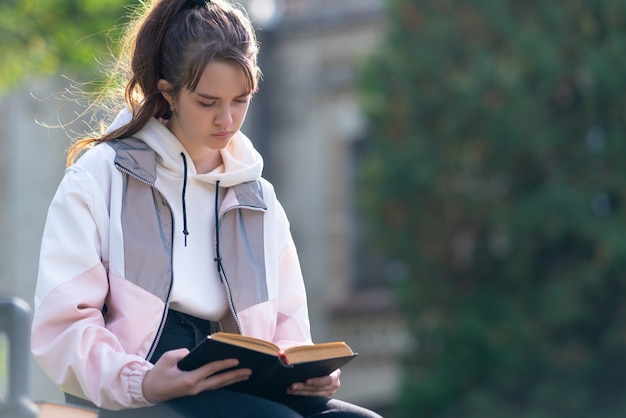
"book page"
211,332,281,356
283,342,355,364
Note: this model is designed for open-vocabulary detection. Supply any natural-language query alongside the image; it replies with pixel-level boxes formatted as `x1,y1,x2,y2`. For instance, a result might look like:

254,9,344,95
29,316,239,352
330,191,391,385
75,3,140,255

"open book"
177,332,357,397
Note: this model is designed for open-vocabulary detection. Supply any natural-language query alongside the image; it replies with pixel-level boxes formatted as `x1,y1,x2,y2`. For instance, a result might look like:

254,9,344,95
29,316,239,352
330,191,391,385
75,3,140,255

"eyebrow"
195,92,250,100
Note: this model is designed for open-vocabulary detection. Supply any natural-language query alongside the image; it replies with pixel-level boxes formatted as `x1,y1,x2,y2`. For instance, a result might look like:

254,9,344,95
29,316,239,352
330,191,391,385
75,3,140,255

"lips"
212,131,233,140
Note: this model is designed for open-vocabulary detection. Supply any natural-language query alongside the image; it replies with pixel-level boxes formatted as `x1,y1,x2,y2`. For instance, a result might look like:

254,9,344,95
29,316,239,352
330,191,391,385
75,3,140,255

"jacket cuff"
125,362,155,407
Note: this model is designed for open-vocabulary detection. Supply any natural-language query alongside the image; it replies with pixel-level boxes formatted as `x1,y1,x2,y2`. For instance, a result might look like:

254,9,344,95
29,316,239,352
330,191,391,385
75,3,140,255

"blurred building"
0,0,405,414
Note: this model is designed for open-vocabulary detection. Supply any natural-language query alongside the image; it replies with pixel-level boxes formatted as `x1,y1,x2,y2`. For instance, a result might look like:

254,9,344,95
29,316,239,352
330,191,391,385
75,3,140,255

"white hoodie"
112,109,264,320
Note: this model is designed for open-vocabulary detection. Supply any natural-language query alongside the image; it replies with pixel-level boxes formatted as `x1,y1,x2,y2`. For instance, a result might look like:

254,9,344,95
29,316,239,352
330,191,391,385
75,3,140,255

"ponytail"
66,0,260,167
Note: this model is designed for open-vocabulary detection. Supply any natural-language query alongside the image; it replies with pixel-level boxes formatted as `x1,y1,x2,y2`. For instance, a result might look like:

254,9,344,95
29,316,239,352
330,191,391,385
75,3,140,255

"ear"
158,79,175,107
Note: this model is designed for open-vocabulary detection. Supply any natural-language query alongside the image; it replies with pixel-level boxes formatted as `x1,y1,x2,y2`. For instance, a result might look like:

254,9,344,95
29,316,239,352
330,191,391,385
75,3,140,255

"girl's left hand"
286,368,341,397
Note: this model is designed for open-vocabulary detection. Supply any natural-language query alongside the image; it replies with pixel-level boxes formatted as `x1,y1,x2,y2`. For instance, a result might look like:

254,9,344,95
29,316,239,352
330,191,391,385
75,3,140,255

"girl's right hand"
141,348,252,403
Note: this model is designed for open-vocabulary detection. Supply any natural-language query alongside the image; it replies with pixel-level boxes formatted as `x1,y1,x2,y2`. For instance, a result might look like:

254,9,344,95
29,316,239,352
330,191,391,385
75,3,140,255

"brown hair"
66,0,260,166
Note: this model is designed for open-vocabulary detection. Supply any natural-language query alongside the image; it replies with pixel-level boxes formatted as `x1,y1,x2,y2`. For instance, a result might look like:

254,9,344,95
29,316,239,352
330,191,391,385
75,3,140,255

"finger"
303,368,341,387
197,368,252,392
286,386,337,397
287,381,338,396
299,373,340,392
158,348,192,364
189,358,241,378
290,381,337,392
303,375,334,387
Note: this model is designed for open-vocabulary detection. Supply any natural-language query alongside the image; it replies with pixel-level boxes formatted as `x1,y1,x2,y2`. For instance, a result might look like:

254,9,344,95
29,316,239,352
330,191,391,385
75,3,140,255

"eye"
198,101,216,108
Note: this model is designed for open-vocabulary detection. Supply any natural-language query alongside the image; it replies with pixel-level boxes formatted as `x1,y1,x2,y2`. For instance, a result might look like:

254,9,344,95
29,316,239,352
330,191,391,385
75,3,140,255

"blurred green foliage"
359,0,626,417
0,0,130,92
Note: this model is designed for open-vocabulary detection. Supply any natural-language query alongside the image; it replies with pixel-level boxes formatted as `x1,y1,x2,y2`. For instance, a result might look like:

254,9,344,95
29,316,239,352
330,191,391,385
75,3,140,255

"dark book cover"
177,337,357,397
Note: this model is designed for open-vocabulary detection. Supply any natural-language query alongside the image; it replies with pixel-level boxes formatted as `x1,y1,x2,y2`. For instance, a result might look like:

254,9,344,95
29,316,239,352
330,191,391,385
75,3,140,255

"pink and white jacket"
31,115,312,410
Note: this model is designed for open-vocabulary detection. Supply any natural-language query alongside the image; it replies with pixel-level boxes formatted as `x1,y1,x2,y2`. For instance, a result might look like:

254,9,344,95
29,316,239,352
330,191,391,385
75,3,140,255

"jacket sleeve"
271,199,313,348
31,165,154,410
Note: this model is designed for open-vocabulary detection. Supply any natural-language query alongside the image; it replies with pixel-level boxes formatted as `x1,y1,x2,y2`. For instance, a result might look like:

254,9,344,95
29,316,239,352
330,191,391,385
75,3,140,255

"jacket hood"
107,107,263,187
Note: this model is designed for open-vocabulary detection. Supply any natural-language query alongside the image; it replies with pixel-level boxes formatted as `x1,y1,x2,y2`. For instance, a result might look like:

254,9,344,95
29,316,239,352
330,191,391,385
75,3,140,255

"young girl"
30,0,382,417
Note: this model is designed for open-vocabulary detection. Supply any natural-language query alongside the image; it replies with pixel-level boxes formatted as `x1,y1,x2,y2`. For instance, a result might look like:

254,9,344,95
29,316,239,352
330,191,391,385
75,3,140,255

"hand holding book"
177,332,358,397
286,367,342,398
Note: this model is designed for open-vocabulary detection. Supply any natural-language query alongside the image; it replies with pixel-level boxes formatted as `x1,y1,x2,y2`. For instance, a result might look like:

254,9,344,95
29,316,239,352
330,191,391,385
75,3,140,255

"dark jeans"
86,310,383,417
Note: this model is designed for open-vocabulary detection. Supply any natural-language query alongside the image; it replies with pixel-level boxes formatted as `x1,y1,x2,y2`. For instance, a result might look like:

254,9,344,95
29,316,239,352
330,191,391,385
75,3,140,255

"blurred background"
2,0,626,417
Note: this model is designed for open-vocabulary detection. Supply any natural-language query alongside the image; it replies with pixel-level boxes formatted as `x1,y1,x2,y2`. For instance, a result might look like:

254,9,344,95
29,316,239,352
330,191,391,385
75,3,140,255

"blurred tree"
359,0,626,417
0,0,129,91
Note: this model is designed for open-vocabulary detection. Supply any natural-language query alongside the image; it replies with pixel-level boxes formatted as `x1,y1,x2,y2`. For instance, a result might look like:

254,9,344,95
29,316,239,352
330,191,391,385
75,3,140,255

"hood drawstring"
180,153,190,246
179,153,222,272
214,180,223,274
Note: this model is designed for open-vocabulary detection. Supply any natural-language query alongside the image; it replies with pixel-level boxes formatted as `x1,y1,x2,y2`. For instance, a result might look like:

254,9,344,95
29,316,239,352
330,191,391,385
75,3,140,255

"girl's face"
159,60,252,170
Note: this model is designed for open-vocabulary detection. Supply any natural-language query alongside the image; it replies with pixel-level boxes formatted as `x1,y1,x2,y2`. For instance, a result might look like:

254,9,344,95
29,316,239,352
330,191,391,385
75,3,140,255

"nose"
215,104,233,128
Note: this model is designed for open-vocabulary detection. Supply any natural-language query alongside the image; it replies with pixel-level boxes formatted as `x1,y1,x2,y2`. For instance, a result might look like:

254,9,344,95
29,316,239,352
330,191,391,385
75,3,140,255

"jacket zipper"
216,204,267,335
115,163,175,362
